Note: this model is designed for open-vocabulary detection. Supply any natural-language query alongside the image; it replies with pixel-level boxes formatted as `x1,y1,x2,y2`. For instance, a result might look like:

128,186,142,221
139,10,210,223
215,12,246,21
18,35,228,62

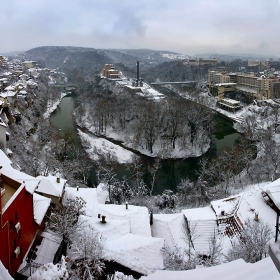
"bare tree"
67,225,105,280
48,197,86,256
225,219,272,263
147,158,161,196
204,232,223,267
96,154,118,203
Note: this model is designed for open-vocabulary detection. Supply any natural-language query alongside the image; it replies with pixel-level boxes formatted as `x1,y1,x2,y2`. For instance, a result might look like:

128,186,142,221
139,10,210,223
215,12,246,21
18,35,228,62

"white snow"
211,195,241,218
0,260,13,280
36,175,66,197
151,213,189,251
65,186,98,215
269,239,280,271
78,129,135,164
24,179,40,194
33,193,51,225
27,256,68,280
0,149,34,182
105,233,164,275
183,207,218,254
43,92,67,119
237,183,277,228
93,204,151,236
262,178,280,209
182,206,217,221
140,257,279,280
79,215,130,242
33,231,61,265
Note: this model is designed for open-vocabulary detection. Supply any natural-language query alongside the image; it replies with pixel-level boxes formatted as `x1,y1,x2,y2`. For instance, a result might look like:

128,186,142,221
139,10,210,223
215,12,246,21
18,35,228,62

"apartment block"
102,64,121,79
208,70,280,101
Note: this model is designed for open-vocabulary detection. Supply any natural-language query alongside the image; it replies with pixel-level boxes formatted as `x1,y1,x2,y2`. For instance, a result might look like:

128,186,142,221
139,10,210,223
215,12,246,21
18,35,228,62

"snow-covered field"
78,129,136,164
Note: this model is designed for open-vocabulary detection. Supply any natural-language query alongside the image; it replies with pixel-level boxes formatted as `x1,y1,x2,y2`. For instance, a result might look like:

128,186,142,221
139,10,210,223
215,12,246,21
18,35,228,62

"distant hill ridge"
17,46,186,77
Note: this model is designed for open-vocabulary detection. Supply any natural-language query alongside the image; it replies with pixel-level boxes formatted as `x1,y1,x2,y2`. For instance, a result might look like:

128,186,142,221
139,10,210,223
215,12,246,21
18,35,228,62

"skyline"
1,0,280,57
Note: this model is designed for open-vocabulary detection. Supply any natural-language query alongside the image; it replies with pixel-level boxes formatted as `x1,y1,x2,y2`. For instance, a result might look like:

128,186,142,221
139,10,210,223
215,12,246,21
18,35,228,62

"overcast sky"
1,0,280,56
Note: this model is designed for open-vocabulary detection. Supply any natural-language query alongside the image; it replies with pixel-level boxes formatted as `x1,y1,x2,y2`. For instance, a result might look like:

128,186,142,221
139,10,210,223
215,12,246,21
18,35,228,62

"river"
50,94,240,194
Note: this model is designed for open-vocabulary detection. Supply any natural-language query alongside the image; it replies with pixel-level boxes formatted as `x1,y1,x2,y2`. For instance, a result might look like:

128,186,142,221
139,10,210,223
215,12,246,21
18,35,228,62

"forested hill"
18,46,187,79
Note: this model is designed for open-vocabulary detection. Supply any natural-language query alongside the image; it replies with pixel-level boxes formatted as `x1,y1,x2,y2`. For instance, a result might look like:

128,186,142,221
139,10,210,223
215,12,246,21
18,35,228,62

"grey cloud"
1,0,280,56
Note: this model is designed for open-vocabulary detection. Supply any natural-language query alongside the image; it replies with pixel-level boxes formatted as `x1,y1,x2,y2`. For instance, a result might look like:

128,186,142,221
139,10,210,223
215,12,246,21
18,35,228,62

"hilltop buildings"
209,69,280,102
102,64,121,79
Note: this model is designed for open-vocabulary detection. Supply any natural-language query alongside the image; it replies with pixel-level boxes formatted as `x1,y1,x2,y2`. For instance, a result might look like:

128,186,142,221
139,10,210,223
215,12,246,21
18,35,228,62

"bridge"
151,81,197,85
51,83,77,91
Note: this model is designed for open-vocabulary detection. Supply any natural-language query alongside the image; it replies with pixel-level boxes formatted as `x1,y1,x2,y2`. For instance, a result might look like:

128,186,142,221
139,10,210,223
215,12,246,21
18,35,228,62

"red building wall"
0,183,43,276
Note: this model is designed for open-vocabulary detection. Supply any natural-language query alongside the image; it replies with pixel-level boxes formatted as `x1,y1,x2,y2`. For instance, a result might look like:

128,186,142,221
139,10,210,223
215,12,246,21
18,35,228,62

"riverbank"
43,92,67,119
78,129,136,164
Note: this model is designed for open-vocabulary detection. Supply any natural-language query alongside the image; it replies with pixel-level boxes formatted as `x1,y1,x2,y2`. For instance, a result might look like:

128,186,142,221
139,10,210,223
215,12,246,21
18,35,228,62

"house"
102,64,121,79
22,61,36,69
0,91,17,104
35,175,67,210
260,179,280,272
69,187,163,275
93,203,151,236
182,206,218,255
0,150,51,276
105,233,164,275
151,213,189,252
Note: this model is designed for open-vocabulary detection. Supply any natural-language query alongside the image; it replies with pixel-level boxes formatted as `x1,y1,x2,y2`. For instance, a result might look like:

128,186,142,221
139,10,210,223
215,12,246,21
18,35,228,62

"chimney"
57,177,60,183
136,61,139,86
254,212,259,221
77,186,79,191
125,202,128,210
101,216,106,223
98,214,101,219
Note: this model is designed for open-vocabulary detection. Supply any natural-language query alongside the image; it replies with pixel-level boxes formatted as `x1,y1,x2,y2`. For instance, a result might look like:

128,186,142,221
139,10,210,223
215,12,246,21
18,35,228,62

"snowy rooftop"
65,185,109,215
151,213,188,251
34,231,61,264
183,206,218,254
4,85,15,91
211,195,241,218
93,204,151,236
65,186,99,216
221,98,240,105
141,257,279,280
36,175,66,197
0,117,6,127
33,193,51,225
0,91,17,98
105,233,164,275
182,206,217,221
262,178,280,210
215,82,236,86
79,215,130,242
0,150,34,186
23,179,40,194
237,183,277,228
